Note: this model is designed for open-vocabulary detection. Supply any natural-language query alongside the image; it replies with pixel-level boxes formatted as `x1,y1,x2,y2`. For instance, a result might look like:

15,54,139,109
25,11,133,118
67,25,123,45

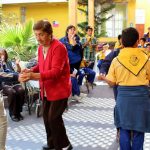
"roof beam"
2,0,67,4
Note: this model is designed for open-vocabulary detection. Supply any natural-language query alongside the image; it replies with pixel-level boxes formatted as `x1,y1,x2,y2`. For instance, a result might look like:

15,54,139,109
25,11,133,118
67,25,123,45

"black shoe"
18,114,24,120
42,145,54,150
10,115,20,122
67,144,73,150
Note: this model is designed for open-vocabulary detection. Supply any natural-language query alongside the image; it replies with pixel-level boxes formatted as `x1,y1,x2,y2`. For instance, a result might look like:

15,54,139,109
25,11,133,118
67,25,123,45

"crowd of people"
0,20,98,150
1,19,150,150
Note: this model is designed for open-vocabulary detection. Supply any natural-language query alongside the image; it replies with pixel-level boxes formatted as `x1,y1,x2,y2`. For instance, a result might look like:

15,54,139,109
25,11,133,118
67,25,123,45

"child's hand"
97,73,106,80
70,74,76,77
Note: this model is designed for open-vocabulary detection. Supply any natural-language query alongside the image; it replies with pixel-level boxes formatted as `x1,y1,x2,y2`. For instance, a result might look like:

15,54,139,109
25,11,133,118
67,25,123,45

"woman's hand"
19,72,31,82
69,34,77,46
21,68,31,73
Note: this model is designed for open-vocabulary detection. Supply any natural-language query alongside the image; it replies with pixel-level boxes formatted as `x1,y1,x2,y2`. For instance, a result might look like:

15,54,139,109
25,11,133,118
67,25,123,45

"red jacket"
32,39,71,101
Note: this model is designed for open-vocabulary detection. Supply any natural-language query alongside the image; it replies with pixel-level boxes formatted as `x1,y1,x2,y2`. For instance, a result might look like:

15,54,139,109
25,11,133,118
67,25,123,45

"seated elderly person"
0,48,25,122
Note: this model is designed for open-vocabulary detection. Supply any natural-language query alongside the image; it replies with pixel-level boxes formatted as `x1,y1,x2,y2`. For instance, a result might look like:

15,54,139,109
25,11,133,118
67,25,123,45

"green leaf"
21,20,35,45
0,19,37,61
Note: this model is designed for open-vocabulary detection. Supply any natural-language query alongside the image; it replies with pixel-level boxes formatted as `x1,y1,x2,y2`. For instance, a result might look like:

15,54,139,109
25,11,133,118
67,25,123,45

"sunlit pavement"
6,81,150,150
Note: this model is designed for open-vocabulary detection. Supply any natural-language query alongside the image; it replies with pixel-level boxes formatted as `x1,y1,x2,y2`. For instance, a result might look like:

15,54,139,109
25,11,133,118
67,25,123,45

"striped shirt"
81,36,97,61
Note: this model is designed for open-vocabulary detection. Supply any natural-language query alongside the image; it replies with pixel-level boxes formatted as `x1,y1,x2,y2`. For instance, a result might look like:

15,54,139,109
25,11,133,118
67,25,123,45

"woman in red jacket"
19,20,72,150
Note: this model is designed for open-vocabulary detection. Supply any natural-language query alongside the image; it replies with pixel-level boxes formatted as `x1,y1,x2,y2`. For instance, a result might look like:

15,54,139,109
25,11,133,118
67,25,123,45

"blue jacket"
0,72,18,83
60,36,82,64
0,61,18,83
144,33,150,42
100,48,120,74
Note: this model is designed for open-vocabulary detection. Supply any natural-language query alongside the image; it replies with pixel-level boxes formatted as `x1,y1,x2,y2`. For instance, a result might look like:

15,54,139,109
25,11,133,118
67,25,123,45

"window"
20,7,26,23
106,3,127,37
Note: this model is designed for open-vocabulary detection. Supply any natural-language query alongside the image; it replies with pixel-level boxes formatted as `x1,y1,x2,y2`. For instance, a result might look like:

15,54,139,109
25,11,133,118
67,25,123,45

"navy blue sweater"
100,49,120,74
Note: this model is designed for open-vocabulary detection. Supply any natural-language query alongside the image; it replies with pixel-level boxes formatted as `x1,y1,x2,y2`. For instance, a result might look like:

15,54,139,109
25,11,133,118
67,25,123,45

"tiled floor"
6,82,150,150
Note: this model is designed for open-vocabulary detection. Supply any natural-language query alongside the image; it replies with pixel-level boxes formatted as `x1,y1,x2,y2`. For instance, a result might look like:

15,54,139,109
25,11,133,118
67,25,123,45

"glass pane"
104,3,127,37
106,29,113,37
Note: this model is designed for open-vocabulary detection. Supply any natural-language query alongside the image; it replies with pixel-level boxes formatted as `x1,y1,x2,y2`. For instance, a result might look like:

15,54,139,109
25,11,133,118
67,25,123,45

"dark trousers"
78,68,96,86
97,60,104,71
70,61,81,73
113,86,118,101
87,61,95,69
43,97,70,150
2,84,25,116
120,128,144,150
71,76,80,96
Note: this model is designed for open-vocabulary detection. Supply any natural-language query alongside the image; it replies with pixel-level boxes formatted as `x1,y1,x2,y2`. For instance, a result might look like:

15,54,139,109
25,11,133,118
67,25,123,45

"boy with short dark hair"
101,27,150,150
81,26,98,69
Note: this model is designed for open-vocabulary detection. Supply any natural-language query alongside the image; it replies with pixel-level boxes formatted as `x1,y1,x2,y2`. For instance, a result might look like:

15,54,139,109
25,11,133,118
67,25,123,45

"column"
68,0,77,26
88,0,94,30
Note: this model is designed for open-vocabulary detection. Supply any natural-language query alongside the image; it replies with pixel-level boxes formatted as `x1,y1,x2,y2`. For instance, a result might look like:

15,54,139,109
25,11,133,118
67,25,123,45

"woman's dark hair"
65,25,76,37
33,20,53,35
122,27,139,47
0,48,8,62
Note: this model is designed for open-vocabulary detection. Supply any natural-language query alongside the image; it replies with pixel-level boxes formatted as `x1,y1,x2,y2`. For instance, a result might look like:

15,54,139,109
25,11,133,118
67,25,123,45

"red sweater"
32,39,71,101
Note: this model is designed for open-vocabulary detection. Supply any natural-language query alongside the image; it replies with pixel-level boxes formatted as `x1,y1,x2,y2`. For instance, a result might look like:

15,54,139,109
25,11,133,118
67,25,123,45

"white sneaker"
71,95,82,102
80,93,87,98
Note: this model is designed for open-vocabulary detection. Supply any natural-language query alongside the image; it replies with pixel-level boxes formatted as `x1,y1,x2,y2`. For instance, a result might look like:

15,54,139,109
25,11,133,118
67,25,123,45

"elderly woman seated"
0,48,25,122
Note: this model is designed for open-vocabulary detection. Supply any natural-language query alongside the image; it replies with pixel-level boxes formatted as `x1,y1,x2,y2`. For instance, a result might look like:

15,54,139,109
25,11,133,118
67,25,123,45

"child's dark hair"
118,34,122,40
146,43,150,47
85,26,93,32
102,43,109,47
140,37,146,42
122,27,139,47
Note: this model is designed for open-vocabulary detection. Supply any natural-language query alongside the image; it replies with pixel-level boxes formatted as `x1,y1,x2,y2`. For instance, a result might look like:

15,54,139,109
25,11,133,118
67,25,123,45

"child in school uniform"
97,43,111,71
101,27,150,150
